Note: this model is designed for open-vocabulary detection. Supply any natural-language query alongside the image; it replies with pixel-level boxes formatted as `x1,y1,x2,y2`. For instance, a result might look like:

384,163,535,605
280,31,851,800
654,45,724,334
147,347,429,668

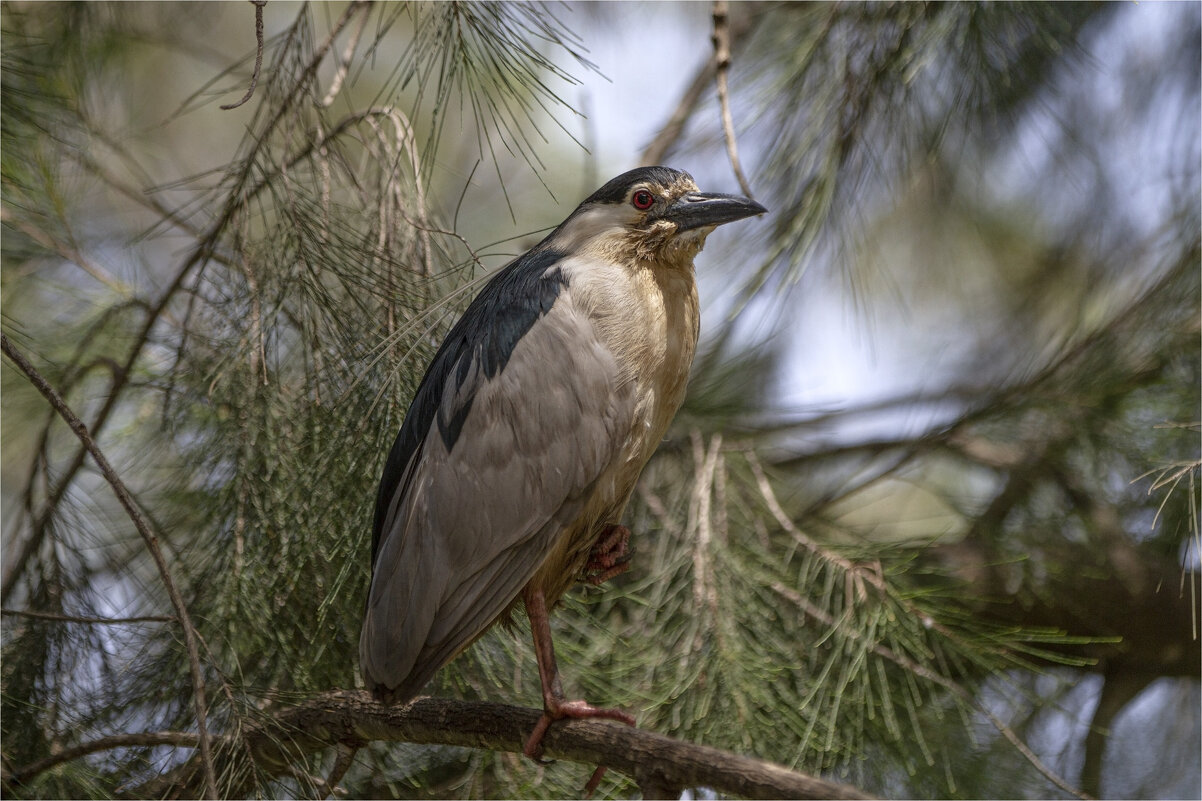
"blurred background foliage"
1,2,1198,799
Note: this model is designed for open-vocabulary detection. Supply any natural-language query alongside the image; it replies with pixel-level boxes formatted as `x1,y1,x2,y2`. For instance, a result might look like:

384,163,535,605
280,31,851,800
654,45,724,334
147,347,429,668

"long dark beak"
660,192,768,232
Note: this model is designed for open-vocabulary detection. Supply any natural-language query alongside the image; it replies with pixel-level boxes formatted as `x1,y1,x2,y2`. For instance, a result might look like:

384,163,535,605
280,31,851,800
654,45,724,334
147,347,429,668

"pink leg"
521,586,636,768
583,524,632,585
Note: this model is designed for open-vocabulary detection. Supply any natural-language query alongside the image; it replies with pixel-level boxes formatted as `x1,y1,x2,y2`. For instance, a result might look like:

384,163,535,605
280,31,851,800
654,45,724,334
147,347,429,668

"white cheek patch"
552,207,636,254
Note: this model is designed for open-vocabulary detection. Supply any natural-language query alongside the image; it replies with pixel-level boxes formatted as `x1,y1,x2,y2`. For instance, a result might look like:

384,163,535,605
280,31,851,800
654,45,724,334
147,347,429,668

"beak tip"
731,197,769,225
666,192,770,230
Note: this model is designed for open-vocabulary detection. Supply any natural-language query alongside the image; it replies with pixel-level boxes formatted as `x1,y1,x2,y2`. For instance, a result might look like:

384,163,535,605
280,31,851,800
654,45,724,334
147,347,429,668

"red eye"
631,190,655,210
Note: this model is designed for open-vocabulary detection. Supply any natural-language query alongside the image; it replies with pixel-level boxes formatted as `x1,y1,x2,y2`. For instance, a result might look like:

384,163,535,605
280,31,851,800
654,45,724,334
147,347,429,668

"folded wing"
360,256,633,702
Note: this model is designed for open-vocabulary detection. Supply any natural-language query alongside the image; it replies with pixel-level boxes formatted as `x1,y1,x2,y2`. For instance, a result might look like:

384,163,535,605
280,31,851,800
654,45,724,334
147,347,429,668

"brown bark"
129,692,876,800
929,539,1200,679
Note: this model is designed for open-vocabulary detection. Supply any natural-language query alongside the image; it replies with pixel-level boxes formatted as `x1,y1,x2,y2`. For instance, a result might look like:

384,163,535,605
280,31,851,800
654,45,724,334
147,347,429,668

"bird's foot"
583,524,632,585
524,699,635,796
522,698,636,762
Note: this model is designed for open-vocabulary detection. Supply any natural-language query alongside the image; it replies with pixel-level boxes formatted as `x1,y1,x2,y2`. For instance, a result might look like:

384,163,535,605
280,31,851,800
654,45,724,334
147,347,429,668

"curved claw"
585,555,631,585
523,713,555,762
583,524,633,585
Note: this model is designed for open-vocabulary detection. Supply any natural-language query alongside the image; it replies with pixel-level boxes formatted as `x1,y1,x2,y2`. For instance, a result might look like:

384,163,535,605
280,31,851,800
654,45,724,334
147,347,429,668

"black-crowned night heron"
360,166,767,764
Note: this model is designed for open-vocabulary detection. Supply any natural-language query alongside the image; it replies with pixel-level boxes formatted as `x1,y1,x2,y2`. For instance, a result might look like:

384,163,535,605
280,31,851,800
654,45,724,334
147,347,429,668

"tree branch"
220,0,269,111
925,537,1201,678
130,692,877,800
640,56,711,168
0,334,219,801
747,452,1089,799
1079,670,1155,798
640,4,755,167
4,732,202,792
1,608,175,625
711,0,754,197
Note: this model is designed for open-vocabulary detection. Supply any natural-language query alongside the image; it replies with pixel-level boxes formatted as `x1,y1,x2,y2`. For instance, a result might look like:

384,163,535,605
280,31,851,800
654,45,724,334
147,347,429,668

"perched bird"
360,166,767,759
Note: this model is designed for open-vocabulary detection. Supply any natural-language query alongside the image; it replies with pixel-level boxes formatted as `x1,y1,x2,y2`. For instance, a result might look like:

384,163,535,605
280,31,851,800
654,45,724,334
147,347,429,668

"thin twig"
688,430,723,620
0,334,219,801
712,0,754,198
640,58,712,167
0,209,131,296
362,106,434,279
1,608,175,625
235,227,268,386
221,0,269,110
636,483,681,535
319,1,371,108
5,731,202,790
65,147,235,267
640,3,754,167
745,450,861,577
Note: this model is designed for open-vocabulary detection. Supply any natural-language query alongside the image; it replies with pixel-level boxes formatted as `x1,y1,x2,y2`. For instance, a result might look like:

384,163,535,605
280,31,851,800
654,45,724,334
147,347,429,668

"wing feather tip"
366,680,406,706
363,667,425,706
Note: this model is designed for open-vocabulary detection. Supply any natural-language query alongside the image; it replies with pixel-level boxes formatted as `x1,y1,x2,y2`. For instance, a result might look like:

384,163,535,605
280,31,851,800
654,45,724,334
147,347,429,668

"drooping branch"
3,732,202,793
1,608,175,625
639,4,755,167
220,0,269,110
711,0,754,198
129,692,877,800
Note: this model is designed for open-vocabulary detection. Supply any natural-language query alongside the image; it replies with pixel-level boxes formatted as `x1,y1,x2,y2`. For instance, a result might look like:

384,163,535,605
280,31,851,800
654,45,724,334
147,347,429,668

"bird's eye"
631,190,655,210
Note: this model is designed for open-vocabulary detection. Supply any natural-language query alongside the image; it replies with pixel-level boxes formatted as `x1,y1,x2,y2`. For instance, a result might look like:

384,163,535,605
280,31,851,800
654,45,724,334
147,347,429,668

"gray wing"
360,286,634,702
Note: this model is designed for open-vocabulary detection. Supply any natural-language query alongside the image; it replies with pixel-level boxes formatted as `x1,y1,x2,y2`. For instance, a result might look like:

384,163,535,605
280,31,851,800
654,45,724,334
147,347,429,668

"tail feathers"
360,614,440,706
363,663,438,706
367,680,406,706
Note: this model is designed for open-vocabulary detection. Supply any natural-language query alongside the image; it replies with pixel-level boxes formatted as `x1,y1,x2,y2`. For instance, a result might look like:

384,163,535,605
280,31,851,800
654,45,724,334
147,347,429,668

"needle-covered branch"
0,2,370,608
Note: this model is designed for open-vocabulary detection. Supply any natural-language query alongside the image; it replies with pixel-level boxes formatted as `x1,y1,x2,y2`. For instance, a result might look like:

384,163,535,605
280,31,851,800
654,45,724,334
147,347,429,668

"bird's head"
545,166,768,268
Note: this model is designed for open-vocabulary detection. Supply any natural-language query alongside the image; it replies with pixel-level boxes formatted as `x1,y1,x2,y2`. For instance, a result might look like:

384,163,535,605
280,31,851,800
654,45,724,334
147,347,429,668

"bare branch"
130,692,878,800
221,0,269,111
640,60,712,167
1080,671,1155,797
0,334,219,801
323,743,357,798
712,0,754,198
746,450,863,577
318,1,371,108
640,4,755,166
4,732,202,792
1,608,175,625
